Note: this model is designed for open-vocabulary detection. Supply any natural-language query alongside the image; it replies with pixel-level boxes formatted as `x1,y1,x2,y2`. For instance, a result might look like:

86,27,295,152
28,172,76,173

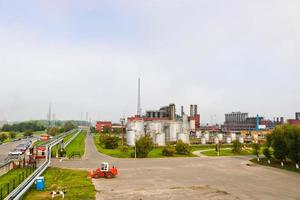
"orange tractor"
89,162,118,179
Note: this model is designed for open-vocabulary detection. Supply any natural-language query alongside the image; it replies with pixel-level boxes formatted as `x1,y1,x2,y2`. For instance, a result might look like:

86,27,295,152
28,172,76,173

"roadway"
52,133,300,200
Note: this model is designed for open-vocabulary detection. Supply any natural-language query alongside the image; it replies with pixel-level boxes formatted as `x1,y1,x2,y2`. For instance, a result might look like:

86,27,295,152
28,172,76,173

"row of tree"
1,121,45,132
263,125,300,169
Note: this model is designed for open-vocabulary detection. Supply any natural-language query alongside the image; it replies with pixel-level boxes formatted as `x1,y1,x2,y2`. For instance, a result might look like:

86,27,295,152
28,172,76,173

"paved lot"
0,140,27,161
52,133,300,200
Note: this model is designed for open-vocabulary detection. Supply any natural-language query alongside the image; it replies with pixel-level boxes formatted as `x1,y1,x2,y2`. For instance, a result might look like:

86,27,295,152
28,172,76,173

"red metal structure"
89,162,118,179
96,121,112,133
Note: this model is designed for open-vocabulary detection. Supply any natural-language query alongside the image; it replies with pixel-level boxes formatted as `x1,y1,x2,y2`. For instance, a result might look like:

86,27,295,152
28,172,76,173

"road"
52,133,300,200
0,140,28,162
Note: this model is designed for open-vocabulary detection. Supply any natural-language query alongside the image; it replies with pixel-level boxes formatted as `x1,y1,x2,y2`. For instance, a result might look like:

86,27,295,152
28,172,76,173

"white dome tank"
177,133,189,143
226,137,232,144
239,136,244,144
155,133,165,146
168,122,181,142
214,137,219,144
196,131,201,139
126,130,135,146
189,120,196,131
231,133,236,141
201,137,206,144
217,133,223,141
204,132,209,141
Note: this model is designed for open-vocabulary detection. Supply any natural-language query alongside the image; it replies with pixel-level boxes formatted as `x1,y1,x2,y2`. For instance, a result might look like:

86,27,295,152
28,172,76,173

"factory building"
223,112,263,131
126,103,201,146
96,121,112,133
287,112,300,126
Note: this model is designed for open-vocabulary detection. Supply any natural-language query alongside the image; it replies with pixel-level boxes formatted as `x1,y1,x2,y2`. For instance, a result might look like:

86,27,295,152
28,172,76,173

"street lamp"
120,118,125,146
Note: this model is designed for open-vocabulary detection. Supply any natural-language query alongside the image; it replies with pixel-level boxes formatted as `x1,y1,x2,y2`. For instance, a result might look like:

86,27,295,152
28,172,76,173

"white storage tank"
189,120,196,131
231,133,236,141
217,133,223,141
226,137,232,144
126,130,135,146
239,136,244,144
204,132,209,141
135,121,145,136
196,131,201,139
214,137,219,144
168,122,180,142
201,137,206,144
177,133,189,143
155,133,165,146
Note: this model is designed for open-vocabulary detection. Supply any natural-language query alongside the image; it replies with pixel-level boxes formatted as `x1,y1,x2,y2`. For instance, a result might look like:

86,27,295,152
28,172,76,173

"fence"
0,163,37,200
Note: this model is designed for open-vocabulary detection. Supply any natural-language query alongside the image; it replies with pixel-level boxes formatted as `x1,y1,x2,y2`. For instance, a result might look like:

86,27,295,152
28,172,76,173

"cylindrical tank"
189,120,196,131
239,136,244,144
135,121,145,136
201,137,206,144
177,133,189,143
226,137,232,144
196,131,201,139
214,137,219,144
217,133,223,141
126,130,135,146
168,122,178,142
155,133,165,146
231,133,236,141
204,132,209,141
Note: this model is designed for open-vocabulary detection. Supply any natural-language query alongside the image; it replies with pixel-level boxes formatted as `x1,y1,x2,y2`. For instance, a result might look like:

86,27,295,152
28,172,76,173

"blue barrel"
36,176,45,191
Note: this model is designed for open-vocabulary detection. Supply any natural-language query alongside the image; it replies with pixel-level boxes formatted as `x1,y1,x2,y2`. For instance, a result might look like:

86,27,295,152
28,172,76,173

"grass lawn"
65,131,86,158
0,167,35,198
22,167,95,200
201,148,253,156
93,134,198,158
251,158,300,174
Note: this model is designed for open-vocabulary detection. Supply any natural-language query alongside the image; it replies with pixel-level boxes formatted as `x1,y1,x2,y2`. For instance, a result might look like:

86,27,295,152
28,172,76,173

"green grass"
65,131,86,157
0,167,35,198
22,167,95,200
201,148,253,156
93,134,197,158
251,158,300,174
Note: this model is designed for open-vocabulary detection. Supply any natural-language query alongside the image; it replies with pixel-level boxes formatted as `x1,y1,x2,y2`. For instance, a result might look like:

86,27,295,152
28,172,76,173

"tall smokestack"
181,106,184,117
137,78,142,116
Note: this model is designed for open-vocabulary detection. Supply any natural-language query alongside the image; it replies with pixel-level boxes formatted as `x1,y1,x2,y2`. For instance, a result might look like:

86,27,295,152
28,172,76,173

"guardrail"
63,130,81,149
4,129,78,200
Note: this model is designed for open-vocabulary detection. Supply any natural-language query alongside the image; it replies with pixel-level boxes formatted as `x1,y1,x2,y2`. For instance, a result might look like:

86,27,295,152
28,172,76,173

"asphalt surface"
52,133,300,200
0,139,28,162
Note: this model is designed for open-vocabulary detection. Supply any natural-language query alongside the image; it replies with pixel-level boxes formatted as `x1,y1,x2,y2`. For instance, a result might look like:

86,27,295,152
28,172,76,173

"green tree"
271,126,288,167
232,140,242,153
252,143,261,162
133,135,154,158
9,131,16,139
285,125,300,169
263,147,272,164
175,140,190,155
102,126,110,134
102,135,119,149
24,130,33,137
162,145,176,156
0,134,8,142
64,121,76,132
48,127,59,136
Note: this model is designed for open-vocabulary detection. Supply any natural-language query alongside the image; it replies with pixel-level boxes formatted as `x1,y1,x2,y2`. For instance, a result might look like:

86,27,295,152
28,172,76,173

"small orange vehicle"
89,162,118,179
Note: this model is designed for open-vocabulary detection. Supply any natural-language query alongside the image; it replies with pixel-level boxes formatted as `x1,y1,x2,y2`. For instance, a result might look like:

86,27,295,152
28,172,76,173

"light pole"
120,118,125,146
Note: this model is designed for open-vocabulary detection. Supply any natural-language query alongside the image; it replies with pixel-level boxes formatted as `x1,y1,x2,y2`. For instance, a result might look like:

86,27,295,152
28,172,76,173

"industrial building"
96,121,112,133
222,112,265,131
126,103,200,146
287,112,300,126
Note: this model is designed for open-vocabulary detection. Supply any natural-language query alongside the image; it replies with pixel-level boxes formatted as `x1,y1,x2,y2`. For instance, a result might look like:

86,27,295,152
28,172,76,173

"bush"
162,145,176,156
102,135,119,149
48,127,59,136
263,147,272,161
175,140,190,155
9,132,16,139
252,143,261,157
0,134,8,142
24,130,33,137
232,140,242,153
59,148,67,157
119,145,129,153
131,135,154,158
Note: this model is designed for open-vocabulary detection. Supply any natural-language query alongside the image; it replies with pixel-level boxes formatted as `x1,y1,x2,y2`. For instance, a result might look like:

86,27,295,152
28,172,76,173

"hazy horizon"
0,0,299,123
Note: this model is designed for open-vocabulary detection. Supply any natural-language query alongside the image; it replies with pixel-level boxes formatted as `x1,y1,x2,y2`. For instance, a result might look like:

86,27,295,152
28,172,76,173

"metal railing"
63,130,81,149
4,129,77,200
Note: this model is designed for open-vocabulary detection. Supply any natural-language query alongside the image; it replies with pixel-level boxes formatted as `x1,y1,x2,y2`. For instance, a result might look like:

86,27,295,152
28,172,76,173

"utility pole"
120,118,125,146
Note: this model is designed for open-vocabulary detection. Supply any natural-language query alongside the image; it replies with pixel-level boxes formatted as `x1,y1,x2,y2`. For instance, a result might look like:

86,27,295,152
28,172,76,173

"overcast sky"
0,0,299,124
